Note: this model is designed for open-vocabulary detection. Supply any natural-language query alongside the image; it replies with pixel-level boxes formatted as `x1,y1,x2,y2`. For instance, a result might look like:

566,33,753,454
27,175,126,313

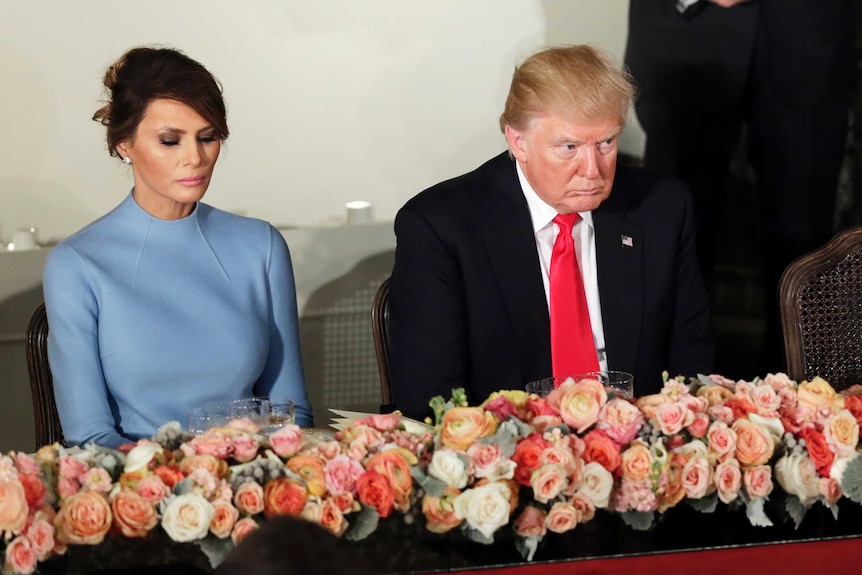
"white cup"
9,227,38,251
346,201,373,225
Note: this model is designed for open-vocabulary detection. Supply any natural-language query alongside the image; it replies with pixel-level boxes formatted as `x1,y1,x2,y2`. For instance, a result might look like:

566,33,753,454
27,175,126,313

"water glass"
525,377,557,397
230,397,271,425
266,398,296,433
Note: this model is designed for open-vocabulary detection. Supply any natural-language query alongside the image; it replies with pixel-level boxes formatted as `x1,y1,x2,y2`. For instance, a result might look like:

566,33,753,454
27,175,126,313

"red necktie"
550,214,599,378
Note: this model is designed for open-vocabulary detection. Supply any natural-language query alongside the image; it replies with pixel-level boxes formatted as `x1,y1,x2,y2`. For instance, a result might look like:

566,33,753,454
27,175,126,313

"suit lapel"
593,182,643,374
480,155,552,379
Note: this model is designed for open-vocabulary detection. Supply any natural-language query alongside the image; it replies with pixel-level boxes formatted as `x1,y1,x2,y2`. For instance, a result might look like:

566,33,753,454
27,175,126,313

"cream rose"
576,462,613,509
428,449,469,489
161,494,215,542
453,482,511,539
823,410,859,457
123,442,164,473
775,454,820,505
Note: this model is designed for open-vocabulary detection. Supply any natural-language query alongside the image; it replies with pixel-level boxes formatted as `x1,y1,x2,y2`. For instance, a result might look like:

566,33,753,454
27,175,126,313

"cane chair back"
26,303,64,446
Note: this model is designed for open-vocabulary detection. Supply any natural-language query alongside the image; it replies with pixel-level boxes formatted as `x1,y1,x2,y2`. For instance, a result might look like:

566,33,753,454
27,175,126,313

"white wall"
0,0,641,245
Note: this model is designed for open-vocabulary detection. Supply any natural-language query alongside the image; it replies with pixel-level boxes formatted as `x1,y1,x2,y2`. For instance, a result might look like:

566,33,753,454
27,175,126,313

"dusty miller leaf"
785,495,809,529
745,497,773,527
195,537,234,569
516,536,541,561
687,493,718,514
410,465,447,498
840,455,862,504
344,504,380,541
620,511,655,531
462,525,494,545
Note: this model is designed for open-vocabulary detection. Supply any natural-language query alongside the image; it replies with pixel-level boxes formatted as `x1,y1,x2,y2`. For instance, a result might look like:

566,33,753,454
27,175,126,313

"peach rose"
329,491,359,514
152,465,185,489
547,378,607,433
233,481,265,515
797,377,840,411
269,424,305,458
135,475,169,505
655,402,694,436
539,445,577,477
210,500,239,539
775,453,820,505
620,442,652,482
696,385,734,407
706,421,737,461
161,494,214,542
749,384,781,414
714,459,741,504
179,454,228,480
823,410,859,457
513,505,547,538
597,398,645,445
319,497,347,536
287,456,327,498
264,477,308,519
819,477,842,506
4,536,37,575
682,455,712,499
422,486,463,534
544,501,579,534
356,471,395,518
743,465,773,499
530,464,567,504
230,517,259,545
732,418,774,466
111,489,157,538
440,407,498,452
658,452,688,512
55,490,112,545
576,462,613,509
582,430,622,474
636,393,673,421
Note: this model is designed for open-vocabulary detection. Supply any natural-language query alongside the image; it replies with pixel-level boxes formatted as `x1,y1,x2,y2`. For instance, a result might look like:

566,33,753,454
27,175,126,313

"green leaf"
620,511,655,531
344,504,380,541
173,478,193,496
411,466,447,498
195,536,235,569
744,497,773,527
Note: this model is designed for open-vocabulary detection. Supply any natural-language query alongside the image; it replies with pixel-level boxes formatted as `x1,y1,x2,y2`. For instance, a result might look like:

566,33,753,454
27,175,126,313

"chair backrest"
26,303,64,446
779,226,862,390
371,277,393,412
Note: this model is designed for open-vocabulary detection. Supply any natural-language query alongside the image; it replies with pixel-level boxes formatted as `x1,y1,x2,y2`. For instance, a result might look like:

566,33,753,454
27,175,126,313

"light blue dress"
43,193,312,448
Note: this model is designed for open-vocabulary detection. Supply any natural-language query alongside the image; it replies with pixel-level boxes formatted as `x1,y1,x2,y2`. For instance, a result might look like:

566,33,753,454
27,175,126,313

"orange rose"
319,497,347,536
55,491,113,545
798,428,834,477
582,430,622,474
0,477,29,535
512,433,552,486
355,471,395,518
440,407,498,452
210,501,239,539
287,456,327,498
179,454,229,480
843,395,862,428
234,481,265,515
20,473,47,510
152,465,185,489
422,487,462,534
366,451,413,510
263,477,308,519
620,442,652,482
658,452,687,512
111,489,157,538
732,418,774,466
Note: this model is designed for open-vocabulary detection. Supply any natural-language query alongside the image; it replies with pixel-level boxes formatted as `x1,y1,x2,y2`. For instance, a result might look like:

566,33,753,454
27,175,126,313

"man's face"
505,113,621,214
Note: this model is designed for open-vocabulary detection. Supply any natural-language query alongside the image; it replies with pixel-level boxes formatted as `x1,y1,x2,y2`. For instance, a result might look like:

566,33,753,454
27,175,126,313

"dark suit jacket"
388,152,714,420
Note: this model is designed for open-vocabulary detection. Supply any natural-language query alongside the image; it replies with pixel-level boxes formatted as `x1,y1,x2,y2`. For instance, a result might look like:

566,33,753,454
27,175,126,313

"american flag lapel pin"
621,234,634,248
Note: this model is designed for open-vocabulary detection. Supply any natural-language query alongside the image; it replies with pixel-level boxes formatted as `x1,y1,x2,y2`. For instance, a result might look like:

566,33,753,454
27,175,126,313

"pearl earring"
123,156,132,165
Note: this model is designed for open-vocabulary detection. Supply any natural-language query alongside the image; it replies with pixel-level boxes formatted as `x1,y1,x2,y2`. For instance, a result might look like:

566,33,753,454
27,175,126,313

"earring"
123,156,132,165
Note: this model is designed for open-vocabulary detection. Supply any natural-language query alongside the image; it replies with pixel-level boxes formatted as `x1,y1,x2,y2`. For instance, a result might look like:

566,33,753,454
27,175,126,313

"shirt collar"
515,161,594,233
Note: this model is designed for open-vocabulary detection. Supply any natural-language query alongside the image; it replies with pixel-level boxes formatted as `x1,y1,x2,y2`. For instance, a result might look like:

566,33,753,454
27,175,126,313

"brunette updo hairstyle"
93,46,229,159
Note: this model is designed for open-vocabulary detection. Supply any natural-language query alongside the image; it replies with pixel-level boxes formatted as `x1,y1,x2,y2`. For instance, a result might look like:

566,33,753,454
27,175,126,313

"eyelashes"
159,136,219,147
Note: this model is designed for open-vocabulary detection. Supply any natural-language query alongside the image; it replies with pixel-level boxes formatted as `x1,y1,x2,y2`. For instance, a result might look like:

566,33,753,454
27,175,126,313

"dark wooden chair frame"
371,277,393,412
779,226,862,389
26,302,64,446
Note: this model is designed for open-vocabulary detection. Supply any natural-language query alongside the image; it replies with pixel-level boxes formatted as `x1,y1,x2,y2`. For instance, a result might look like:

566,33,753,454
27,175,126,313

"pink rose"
539,445,578,477
356,413,401,432
681,456,712,499
708,405,735,424
468,443,514,481
324,454,366,495
81,468,113,493
780,406,814,434
597,398,645,445
544,501,579,534
234,481,265,515
570,493,596,523
227,418,261,434
686,412,710,439
210,501,239,539
4,536,37,575
513,506,547,538
482,396,518,422
58,456,88,480
655,402,693,436
749,384,781,414
24,514,55,560
231,517,259,544
55,491,113,545
57,477,80,500
530,464,567,504
136,475,170,504
743,465,773,499
706,421,737,461
0,477,29,535
764,372,795,391
819,477,842,506
232,435,261,463
12,453,40,476
319,497,347,536
269,425,304,458
714,459,741,504
188,432,233,459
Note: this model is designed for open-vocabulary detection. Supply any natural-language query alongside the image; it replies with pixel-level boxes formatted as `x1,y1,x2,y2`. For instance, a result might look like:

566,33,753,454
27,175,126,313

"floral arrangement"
3,372,862,573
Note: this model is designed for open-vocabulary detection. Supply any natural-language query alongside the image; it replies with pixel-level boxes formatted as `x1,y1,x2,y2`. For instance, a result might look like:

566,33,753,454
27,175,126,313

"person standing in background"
625,0,856,375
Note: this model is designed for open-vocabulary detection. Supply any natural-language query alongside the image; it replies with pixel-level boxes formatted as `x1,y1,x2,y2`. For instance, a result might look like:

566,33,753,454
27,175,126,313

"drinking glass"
265,398,296,433
230,397,271,425
525,377,557,397
571,371,635,399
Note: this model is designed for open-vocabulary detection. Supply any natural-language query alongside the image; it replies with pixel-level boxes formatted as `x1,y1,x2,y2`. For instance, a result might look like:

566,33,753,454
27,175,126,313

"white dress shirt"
516,162,608,371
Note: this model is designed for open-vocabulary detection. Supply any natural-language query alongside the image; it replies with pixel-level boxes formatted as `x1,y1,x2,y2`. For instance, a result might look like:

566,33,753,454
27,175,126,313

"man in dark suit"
625,0,856,373
388,45,714,420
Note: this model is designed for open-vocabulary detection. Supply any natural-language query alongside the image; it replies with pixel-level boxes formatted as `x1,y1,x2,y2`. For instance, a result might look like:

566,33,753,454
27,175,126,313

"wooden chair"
371,277,394,412
779,226,862,390
26,303,64,446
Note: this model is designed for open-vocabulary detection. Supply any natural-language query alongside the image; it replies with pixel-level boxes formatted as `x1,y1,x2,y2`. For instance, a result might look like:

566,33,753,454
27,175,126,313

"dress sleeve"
43,244,130,448
254,226,313,427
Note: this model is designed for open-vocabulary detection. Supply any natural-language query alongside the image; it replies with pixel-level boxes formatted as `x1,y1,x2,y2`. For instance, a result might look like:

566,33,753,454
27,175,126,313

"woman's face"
119,98,221,220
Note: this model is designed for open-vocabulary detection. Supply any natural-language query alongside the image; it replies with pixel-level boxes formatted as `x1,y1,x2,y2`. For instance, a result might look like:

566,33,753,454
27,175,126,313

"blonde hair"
499,45,635,132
